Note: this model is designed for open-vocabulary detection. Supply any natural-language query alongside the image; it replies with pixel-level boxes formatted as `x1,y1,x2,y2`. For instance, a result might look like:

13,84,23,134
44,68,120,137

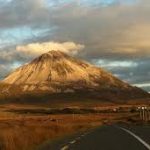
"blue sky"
0,0,150,92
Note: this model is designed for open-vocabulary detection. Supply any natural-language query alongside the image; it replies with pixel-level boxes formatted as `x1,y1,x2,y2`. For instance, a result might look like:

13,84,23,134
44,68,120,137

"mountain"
0,51,149,103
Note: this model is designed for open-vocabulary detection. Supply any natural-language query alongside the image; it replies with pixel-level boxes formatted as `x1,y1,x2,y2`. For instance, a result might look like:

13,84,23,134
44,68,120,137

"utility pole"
142,107,145,121
145,107,148,122
138,107,142,120
148,107,150,121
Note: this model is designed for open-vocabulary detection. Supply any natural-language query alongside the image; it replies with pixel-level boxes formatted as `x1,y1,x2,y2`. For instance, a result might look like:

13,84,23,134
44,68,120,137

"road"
38,124,150,150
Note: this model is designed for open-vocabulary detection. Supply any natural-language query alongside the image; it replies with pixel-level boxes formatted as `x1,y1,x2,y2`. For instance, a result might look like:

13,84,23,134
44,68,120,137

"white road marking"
60,132,88,149
119,127,150,150
70,140,76,144
60,145,69,150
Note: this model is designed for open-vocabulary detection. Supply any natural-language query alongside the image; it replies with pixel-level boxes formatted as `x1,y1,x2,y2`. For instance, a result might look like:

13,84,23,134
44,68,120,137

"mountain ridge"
0,50,149,103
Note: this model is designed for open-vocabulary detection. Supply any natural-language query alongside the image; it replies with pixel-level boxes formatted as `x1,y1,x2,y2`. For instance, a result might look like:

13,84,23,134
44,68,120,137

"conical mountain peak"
2,50,149,100
3,50,91,85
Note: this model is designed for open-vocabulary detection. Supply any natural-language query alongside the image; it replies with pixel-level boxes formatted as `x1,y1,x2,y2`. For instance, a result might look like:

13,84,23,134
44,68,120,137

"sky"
0,0,150,92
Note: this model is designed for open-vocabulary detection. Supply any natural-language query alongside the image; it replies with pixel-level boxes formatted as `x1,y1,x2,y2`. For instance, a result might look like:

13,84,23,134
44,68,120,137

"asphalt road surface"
38,124,150,150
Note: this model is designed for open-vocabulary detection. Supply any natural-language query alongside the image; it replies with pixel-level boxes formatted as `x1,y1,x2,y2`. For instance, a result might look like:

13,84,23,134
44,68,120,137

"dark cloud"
0,0,50,29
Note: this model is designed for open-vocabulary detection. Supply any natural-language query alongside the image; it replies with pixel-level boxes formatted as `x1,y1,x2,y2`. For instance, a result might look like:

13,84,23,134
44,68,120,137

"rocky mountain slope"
0,51,149,102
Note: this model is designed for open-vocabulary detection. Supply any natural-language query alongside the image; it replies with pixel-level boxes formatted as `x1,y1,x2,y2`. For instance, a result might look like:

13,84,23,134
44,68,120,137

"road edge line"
118,126,150,150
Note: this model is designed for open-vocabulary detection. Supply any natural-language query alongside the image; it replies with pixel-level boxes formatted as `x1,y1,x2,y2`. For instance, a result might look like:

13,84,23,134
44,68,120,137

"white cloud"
16,41,85,56
134,83,150,87
95,60,138,68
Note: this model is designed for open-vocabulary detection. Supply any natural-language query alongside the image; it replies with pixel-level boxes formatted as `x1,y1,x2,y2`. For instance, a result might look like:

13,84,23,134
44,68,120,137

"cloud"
16,41,85,57
0,0,150,59
51,0,150,59
0,0,48,29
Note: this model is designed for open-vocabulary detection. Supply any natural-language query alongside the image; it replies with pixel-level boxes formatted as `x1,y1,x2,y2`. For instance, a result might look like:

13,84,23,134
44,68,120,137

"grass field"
0,104,138,150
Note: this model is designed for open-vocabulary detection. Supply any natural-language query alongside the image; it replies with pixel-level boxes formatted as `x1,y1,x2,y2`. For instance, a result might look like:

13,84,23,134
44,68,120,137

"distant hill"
0,50,149,104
